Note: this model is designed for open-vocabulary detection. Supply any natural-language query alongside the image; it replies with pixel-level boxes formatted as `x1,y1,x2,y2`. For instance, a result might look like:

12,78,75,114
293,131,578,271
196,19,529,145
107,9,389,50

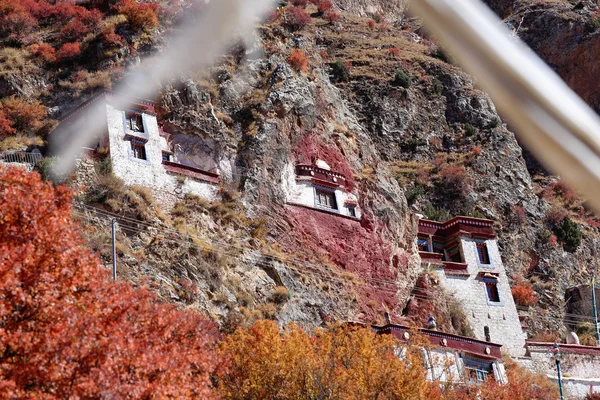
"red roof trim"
374,324,503,359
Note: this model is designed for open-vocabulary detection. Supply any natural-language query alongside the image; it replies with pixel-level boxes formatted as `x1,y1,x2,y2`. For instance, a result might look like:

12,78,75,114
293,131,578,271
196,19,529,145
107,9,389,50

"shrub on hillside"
367,19,375,29
0,96,46,136
392,69,411,88
117,0,159,32
0,0,37,44
330,59,349,82
553,216,582,251
0,110,15,137
465,123,477,137
28,43,56,63
288,48,308,72
286,6,311,31
438,164,471,203
56,42,82,61
545,205,567,225
511,278,538,307
316,0,333,13
325,10,339,23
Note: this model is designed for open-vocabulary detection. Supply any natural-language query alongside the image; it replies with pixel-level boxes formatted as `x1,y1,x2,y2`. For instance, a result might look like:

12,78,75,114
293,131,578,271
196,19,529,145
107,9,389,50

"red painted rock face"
283,205,408,321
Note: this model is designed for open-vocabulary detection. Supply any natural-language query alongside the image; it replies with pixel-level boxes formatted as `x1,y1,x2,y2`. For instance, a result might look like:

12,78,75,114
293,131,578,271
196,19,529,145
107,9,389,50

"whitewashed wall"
106,105,218,203
282,162,361,218
432,236,527,357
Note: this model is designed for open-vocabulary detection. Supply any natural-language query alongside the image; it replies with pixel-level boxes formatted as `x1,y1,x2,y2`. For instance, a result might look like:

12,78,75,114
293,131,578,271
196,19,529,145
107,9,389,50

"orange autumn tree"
219,320,438,399
0,166,225,398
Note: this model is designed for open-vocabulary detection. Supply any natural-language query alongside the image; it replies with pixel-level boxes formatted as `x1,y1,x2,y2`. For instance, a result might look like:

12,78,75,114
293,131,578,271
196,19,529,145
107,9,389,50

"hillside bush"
0,96,46,136
422,203,452,222
553,216,582,251
438,164,471,203
325,10,339,23
316,0,333,13
465,123,477,137
330,59,349,82
511,278,538,307
56,42,81,61
367,19,375,29
117,0,159,31
286,6,311,31
288,48,308,72
28,43,56,63
392,69,411,88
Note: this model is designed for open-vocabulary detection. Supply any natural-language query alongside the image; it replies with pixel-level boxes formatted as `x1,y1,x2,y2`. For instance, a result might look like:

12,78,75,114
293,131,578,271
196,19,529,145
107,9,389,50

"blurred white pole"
411,0,600,213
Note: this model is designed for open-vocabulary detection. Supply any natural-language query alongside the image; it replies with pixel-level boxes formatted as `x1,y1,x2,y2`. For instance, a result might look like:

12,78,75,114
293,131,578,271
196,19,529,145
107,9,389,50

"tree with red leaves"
0,166,225,398
0,96,46,136
117,0,159,32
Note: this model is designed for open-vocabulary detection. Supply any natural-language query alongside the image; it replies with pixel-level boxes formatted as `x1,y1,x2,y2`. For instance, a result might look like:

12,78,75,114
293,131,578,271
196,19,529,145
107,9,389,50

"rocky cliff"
3,0,600,341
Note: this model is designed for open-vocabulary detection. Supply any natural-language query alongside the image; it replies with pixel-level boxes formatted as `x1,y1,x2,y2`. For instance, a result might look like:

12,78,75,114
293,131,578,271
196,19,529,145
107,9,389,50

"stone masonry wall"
434,236,527,357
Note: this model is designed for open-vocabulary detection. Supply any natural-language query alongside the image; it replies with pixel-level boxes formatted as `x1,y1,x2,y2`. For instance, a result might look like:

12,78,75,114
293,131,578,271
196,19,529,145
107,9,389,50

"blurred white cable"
411,0,600,212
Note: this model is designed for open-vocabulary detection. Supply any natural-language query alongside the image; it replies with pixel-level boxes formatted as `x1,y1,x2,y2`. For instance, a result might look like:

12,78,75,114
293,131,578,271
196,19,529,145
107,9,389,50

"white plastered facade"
105,104,218,202
422,235,527,357
281,162,361,219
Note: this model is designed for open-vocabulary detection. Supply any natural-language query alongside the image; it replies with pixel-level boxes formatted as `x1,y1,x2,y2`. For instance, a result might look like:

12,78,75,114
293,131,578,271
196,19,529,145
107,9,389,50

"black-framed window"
129,138,147,160
347,206,357,217
418,238,430,252
485,281,500,303
476,241,490,264
315,188,337,209
162,152,172,162
125,112,144,133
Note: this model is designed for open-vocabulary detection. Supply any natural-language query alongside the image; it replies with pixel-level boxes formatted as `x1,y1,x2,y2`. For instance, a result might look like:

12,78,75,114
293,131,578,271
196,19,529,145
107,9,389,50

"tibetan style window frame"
125,111,145,133
475,239,491,265
314,186,338,210
462,356,494,384
127,136,148,161
445,243,463,263
483,277,502,305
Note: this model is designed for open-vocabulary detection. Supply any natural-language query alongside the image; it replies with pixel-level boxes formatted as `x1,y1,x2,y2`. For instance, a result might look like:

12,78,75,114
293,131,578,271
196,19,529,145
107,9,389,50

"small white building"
52,92,220,202
417,216,527,357
520,341,600,398
374,324,508,384
284,159,361,219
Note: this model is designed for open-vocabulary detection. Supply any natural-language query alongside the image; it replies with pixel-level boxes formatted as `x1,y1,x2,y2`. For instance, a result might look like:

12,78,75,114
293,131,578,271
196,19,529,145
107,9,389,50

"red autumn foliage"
56,41,81,61
511,278,538,307
367,19,375,29
316,0,333,13
288,48,309,72
0,110,16,137
117,0,159,31
550,180,578,204
0,166,225,398
546,205,567,225
287,6,311,30
438,164,471,201
0,96,46,135
0,0,37,44
102,29,124,47
319,49,328,60
28,42,56,63
472,145,482,156
389,47,400,56
325,10,339,23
